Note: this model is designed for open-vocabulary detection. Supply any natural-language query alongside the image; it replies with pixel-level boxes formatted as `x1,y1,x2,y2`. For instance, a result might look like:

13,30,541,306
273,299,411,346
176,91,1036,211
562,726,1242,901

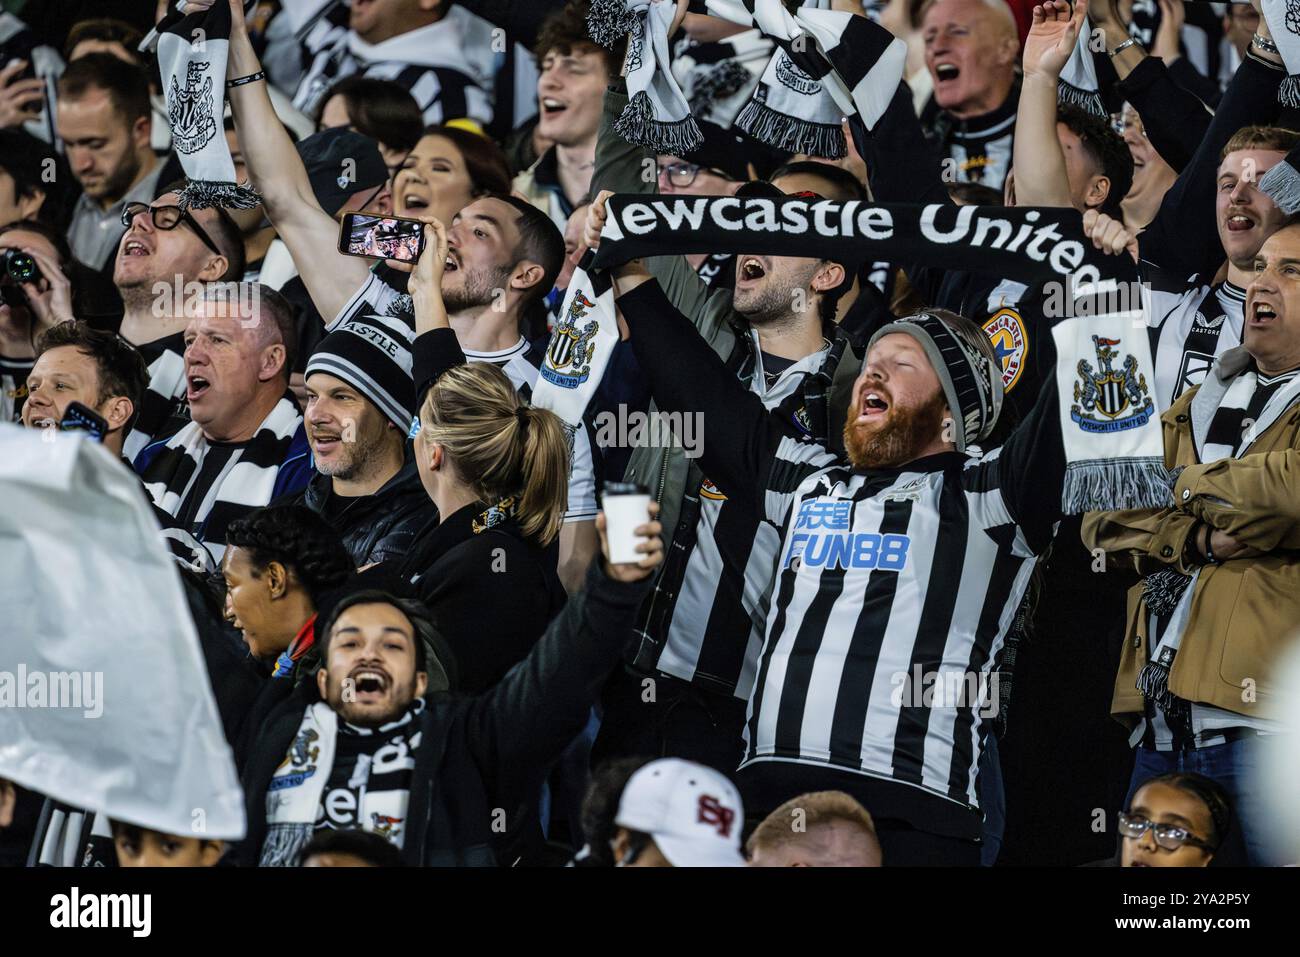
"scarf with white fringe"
1262,0,1300,108
588,0,906,158
541,195,1168,513
143,1,260,209
1058,14,1106,116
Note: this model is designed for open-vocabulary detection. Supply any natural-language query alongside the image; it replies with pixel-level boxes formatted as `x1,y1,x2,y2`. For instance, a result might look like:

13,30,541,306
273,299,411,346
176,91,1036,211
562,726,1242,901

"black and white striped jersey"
1142,268,1246,408
741,447,1047,816
634,332,852,700
292,9,494,126
619,279,1065,832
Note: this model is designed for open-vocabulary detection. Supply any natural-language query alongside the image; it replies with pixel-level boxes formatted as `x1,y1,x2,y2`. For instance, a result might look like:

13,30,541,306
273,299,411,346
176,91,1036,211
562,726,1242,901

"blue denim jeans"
1127,736,1274,866
978,733,1005,866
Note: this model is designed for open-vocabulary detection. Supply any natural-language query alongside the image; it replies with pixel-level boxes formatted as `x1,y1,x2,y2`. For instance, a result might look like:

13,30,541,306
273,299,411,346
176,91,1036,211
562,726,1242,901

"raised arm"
859,82,953,303
1012,0,1088,210
611,261,835,518
465,519,662,809
1138,11,1284,277
589,3,717,328
972,376,1066,554
208,0,372,320
408,218,465,399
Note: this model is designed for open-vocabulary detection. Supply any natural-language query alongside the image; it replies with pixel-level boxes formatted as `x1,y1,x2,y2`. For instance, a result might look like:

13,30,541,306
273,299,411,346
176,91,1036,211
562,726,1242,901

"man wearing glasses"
114,188,245,462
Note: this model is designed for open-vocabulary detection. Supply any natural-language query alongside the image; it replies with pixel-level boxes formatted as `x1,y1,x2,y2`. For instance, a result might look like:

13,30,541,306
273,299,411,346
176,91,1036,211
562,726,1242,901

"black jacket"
284,453,436,568
403,326,567,693
384,502,566,694
234,560,650,866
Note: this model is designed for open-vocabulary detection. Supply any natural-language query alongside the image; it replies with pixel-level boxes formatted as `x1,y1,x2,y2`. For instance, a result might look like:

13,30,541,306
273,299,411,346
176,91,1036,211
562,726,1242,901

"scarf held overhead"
149,1,260,209
591,194,1122,285
588,0,905,157
1052,312,1167,513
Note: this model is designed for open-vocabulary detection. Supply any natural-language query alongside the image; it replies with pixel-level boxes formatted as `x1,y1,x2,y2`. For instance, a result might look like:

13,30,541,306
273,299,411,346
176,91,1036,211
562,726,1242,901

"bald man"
919,0,1021,189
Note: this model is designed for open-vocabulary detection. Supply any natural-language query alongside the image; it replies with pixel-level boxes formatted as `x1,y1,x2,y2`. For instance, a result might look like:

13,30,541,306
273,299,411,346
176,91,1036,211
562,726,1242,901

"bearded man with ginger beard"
608,254,1073,865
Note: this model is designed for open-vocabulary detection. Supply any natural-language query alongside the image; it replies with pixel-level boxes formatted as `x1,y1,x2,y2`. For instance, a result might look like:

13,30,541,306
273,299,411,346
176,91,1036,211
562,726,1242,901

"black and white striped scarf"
589,0,905,158
260,699,423,867
142,394,302,557
1058,14,1105,117
672,28,772,129
123,338,188,464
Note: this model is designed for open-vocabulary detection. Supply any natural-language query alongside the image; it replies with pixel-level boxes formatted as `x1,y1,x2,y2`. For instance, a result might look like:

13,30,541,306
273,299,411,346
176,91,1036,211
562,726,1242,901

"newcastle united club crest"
1071,335,1155,433
168,62,216,155
541,291,599,389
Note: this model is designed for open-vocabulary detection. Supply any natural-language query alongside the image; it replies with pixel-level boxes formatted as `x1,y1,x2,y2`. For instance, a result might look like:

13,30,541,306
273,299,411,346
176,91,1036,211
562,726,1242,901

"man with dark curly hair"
222,505,356,681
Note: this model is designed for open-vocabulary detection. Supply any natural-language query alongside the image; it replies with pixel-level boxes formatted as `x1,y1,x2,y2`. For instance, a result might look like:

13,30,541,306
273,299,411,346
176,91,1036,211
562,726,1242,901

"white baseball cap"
614,758,746,867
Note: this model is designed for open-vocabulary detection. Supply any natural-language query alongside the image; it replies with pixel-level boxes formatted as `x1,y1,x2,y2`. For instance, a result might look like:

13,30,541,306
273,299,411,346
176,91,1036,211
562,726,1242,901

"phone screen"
339,213,426,262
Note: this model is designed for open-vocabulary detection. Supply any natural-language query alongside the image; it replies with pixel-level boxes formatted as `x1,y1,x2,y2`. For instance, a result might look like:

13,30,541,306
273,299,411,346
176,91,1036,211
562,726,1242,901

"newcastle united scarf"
590,194,1121,284
146,1,260,210
589,0,905,157
590,0,703,154
1262,0,1300,108
260,700,423,867
532,252,618,427
541,194,1164,511
142,394,301,556
1052,311,1167,513
1058,14,1106,117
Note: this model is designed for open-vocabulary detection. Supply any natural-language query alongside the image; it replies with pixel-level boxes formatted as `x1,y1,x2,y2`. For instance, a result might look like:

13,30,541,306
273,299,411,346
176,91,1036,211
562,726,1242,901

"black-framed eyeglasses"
120,202,223,258
657,161,731,189
1117,812,1214,852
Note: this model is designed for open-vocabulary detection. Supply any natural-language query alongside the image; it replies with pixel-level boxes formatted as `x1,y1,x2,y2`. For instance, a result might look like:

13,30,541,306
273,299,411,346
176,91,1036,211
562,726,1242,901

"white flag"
0,423,245,840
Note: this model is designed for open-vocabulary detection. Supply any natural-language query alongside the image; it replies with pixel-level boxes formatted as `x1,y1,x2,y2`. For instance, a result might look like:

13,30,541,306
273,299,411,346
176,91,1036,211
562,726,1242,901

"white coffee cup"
602,482,652,565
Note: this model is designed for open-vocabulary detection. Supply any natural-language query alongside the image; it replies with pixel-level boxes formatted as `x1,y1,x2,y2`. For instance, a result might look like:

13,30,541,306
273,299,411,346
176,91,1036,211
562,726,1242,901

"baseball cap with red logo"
614,758,746,867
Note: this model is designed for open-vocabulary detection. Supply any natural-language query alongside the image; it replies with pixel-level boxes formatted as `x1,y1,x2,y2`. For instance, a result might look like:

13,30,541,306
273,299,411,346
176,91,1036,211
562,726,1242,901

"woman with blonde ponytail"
380,359,571,694
374,218,577,693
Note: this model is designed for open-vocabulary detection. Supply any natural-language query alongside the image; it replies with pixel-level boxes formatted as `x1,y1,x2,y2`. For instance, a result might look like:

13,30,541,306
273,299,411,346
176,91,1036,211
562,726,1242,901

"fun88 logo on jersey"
782,499,910,571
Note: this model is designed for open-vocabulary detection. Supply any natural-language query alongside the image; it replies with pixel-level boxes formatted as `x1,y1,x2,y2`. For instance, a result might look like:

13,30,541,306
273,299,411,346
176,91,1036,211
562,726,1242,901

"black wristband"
227,71,266,89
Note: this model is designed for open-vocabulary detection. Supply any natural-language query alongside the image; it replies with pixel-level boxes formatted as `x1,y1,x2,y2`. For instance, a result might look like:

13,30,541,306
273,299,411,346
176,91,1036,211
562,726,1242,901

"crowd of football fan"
0,0,1296,868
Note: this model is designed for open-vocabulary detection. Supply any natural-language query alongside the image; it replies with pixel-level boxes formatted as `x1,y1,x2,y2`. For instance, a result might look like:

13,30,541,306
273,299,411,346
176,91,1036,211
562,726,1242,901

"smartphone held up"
338,212,426,263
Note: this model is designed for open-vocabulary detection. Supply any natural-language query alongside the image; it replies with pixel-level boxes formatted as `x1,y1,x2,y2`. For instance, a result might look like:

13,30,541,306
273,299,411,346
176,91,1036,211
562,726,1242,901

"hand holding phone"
0,60,46,126
337,212,427,263
59,402,109,443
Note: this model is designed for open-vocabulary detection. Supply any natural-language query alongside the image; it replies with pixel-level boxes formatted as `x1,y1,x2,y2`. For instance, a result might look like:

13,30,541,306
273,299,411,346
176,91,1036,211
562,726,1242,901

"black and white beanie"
867,311,1003,453
305,314,415,431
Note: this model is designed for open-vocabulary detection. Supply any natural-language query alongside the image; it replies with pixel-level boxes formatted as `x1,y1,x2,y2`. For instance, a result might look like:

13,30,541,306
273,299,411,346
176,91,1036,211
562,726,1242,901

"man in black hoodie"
287,313,434,567
237,510,663,867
